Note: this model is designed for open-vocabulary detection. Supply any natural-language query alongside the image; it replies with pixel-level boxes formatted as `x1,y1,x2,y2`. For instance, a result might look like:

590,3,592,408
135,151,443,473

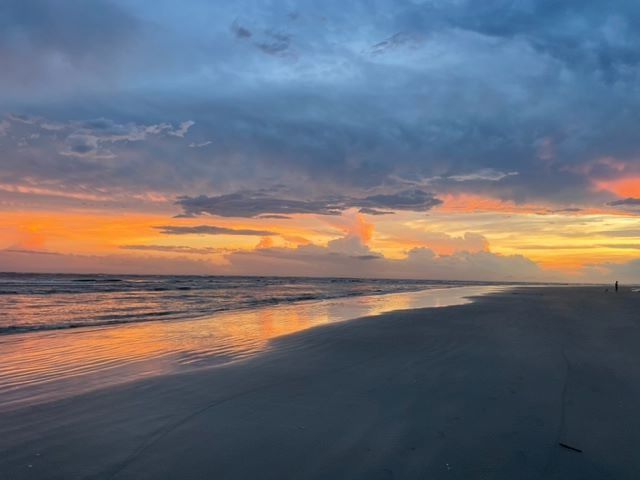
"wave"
0,274,499,336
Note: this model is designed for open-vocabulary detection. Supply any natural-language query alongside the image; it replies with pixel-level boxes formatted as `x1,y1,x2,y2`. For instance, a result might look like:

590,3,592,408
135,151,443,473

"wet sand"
0,286,502,410
1,287,640,479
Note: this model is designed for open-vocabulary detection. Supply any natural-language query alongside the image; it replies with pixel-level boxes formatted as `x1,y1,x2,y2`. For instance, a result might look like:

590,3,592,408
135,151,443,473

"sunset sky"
1,0,640,282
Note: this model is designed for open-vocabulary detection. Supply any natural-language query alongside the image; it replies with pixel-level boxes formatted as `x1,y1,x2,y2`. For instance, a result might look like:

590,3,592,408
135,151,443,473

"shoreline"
0,285,505,411
0,282,495,337
2,287,640,478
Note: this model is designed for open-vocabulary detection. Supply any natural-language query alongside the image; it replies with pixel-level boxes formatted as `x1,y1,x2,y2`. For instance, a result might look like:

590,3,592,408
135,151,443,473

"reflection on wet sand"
0,286,504,410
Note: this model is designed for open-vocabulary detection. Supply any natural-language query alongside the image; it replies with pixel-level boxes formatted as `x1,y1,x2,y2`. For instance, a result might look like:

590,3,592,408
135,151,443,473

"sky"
1,0,639,282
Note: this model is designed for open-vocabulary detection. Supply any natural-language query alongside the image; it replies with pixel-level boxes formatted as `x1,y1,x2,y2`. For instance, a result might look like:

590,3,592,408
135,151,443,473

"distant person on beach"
615,281,619,292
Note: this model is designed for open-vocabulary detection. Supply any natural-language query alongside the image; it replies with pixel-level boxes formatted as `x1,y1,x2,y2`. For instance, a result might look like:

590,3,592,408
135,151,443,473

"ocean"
0,273,507,409
0,273,491,335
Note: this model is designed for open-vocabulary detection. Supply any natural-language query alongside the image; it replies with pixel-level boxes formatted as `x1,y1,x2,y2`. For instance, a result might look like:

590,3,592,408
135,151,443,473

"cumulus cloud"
223,236,544,281
394,232,490,255
155,225,276,236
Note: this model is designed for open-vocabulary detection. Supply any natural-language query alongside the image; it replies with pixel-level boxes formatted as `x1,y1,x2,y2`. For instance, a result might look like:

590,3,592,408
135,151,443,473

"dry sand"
1,287,640,479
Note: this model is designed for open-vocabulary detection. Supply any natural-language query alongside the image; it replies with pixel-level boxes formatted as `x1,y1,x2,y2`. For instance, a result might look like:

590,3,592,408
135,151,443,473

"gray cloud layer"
609,198,640,207
177,189,442,217
2,1,640,211
156,225,276,236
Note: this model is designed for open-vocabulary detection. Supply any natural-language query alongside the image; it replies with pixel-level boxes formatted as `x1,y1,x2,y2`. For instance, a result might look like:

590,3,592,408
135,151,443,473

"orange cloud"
438,194,545,214
596,176,640,198
376,232,489,256
2,204,639,280
15,225,47,250
323,211,375,244
353,214,374,243
256,236,274,249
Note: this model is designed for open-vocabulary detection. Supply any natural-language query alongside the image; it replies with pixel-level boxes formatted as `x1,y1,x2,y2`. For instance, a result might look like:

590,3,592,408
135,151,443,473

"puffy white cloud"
223,235,545,281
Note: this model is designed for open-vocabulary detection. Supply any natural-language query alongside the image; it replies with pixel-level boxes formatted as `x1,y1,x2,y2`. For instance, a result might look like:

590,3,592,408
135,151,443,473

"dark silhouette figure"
615,281,619,292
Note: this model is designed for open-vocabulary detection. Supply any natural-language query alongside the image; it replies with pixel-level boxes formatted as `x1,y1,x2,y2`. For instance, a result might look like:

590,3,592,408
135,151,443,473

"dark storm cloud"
3,0,640,209
0,0,139,88
177,189,441,218
156,225,276,236
435,0,640,81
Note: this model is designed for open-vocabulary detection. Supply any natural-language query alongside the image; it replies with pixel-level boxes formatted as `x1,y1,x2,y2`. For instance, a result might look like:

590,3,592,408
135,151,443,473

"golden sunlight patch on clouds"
454,213,637,268
437,193,630,218
370,209,640,270
0,210,329,260
1,203,639,277
437,194,546,215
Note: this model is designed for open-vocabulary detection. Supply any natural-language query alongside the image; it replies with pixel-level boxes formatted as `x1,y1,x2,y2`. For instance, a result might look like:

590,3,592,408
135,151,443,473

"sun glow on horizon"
1,199,638,282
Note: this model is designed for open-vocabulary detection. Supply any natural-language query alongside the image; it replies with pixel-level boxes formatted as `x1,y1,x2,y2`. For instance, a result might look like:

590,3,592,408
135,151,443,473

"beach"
2,286,640,479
